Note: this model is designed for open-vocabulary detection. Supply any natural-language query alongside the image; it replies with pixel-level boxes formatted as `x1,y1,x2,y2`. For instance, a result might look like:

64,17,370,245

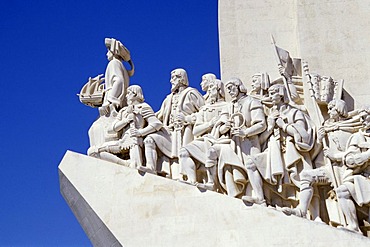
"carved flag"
275,45,294,77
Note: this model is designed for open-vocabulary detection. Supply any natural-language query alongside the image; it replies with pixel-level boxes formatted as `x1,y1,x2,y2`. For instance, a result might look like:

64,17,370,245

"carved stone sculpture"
143,68,205,177
250,72,270,99
79,38,134,158
78,74,105,107
336,107,370,233
281,99,354,221
200,73,216,102
243,84,315,206
179,79,228,185
205,78,266,196
88,85,162,168
76,36,370,237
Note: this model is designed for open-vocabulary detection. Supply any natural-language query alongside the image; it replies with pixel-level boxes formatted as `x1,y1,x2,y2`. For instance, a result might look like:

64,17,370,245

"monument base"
59,151,370,246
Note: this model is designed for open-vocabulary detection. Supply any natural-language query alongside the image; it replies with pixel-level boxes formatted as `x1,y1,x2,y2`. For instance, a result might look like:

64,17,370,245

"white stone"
68,2,370,243
218,0,370,110
59,151,370,246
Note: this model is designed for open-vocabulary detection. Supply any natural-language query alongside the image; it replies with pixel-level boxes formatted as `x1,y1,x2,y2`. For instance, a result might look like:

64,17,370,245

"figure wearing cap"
87,38,134,157
100,38,135,115
250,72,270,99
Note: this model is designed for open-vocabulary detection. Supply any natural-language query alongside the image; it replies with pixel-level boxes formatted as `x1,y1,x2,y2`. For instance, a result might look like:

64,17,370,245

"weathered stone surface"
59,164,121,247
219,0,370,109
59,151,370,246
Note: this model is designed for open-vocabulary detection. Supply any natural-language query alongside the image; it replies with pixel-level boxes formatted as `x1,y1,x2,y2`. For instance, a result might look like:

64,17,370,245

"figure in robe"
143,68,204,177
205,78,266,196
94,85,162,167
243,84,315,206
87,38,134,157
179,79,228,186
281,99,355,221
336,107,370,234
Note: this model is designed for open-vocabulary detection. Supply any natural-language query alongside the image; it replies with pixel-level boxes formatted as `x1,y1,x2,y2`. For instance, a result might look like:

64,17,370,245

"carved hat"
268,84,289,103
105,38,130,61
252,72,270,90
105,38,135,77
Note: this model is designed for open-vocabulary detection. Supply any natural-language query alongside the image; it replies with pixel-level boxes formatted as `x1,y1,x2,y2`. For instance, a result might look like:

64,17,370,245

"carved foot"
137,166,157,175
196,182,215,191
115,159,131,167
178,180,197,186
241,196,267,207
280,207,305,218
313,217,325,224
337,226,363,235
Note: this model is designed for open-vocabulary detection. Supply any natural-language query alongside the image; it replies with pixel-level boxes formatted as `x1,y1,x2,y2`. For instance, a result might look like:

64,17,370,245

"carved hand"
278,64,290,79
231,127,248,138
130,128,142,137
353,153,369,166
323,148,336,161
267,116,276,130
244,158,256,171
317,126,326,141
225,119,233,129
275,117,285,129
219,119,232,134
99,104,110,116
208,117,218,128
278,65,286,76
176,112,186,123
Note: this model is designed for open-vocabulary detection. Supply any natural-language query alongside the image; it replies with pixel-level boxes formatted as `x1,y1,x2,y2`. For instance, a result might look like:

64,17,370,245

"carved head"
225,78,247,100
105,38,131,62
207,79,225,103
251,72,270,93
327,99,348,121
105,38,135,77
126,85,144,104
106,50,114,61
268,84,288,105
200,73,216,92
310,73,321,84
360,106,370,130
320,76,335,103
170,68,188,92
310,73,321,99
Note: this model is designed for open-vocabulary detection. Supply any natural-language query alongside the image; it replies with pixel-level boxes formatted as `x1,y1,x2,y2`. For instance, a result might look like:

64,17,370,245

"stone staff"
270,34,294,104
127,109,143,169
303,61,346,225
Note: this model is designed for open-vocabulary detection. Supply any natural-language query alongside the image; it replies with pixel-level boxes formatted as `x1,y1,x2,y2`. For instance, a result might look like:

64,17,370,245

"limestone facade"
218,0,370,110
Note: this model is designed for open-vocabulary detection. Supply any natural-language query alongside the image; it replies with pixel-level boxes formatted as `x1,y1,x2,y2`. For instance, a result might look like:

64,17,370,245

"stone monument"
60,2,370,246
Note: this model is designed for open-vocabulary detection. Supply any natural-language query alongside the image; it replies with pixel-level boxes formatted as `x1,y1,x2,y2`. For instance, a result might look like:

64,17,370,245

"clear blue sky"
0,0,220,245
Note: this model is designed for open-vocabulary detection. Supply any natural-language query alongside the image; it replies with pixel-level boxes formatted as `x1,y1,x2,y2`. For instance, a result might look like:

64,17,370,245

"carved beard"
126,96,136,106
230,93,238,102
171,80,182,93
208,94,217,104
